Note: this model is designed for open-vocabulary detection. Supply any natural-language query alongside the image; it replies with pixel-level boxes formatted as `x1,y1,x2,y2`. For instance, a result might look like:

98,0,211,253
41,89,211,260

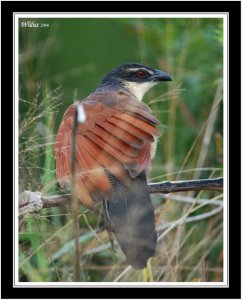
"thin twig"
159,193,223,206
71,103,80,282
156,206,223,232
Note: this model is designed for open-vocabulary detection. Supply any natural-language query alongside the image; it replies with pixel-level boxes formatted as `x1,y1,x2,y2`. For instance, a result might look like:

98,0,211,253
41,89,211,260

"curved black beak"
151,69,172,82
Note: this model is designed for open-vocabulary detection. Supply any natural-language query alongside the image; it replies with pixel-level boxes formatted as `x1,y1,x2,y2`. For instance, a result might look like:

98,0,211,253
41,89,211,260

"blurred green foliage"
19,17,223,282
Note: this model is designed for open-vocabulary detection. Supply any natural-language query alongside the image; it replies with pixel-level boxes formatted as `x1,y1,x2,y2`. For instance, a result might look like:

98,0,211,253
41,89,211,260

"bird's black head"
99,63,172,100
101,63,172,84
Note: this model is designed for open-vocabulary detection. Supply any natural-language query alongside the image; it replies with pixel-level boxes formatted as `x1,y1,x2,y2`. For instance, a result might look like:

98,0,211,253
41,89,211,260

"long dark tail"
106,171,157,269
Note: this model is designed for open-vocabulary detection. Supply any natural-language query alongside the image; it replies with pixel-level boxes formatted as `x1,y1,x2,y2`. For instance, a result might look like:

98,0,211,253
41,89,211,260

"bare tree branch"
19,177,223,216
148,177,223,193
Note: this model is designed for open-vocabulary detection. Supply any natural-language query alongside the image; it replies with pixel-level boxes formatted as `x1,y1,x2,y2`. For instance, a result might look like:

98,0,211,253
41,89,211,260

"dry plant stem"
113,205,223,282
193,80,223,180
18,177,223,215
71,104,80,282
177,88,222,181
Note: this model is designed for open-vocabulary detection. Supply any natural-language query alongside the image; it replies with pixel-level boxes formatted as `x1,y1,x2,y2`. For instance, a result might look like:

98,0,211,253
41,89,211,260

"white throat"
123,81,157,101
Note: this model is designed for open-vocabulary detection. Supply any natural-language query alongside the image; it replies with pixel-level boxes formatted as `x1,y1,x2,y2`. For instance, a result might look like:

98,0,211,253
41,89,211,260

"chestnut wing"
54,90,160,208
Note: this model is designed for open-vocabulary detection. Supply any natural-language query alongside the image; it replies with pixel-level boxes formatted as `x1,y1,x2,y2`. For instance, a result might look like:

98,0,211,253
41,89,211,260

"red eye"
136,70,146,78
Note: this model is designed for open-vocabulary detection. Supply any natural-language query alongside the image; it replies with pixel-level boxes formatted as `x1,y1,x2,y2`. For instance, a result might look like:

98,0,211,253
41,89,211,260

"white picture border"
14,12,228,287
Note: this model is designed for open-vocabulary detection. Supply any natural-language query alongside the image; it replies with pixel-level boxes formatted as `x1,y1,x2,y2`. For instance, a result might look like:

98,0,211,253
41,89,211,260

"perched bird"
54,63,172,269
